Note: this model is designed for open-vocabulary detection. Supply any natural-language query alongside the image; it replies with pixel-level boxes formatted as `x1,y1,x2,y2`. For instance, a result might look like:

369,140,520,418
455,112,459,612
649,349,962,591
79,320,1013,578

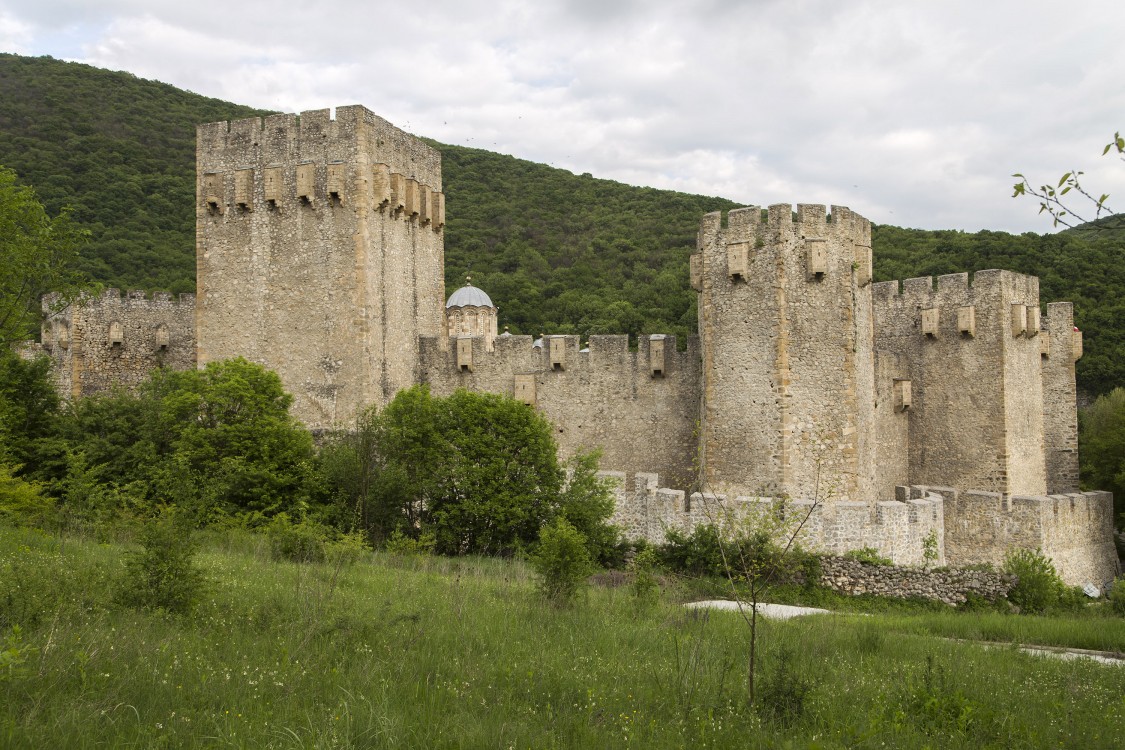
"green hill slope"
0,54,269,293
0,54,1121,395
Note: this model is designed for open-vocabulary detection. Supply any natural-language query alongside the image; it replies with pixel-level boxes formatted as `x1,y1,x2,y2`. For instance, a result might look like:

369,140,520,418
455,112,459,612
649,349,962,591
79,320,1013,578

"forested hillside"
0,54,1121,395
0,54,268,292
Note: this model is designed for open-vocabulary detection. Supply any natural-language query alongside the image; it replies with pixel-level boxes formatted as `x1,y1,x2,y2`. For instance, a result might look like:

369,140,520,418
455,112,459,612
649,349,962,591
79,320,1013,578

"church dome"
445,281,494,309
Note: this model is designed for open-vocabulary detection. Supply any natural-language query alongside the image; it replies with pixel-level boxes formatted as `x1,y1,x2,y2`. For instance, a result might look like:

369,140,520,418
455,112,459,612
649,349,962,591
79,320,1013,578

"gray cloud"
2,0,1123,231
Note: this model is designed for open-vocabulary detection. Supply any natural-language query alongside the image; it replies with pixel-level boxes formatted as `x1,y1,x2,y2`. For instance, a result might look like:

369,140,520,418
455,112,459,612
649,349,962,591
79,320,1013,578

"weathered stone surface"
422,335,702,490
693,205,877,504
195,106,445,429
818,556,1016,607
39,289,194,397
27,105,1115,589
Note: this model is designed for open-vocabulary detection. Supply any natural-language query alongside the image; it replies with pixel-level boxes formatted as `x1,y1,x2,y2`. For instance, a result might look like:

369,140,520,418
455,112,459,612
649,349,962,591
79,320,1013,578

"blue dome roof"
446,284,494,309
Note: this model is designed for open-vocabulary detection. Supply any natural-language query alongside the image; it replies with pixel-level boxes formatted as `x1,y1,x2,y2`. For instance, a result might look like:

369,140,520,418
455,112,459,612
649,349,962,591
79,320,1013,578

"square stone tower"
693,204,876,503
195,106,445,428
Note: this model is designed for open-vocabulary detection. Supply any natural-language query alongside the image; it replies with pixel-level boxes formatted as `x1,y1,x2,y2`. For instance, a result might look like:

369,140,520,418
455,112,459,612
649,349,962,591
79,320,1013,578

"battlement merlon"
872,269,1041,306
196,105,441,190
700,204,871,245
1043,302,1082,362
42,288,196,314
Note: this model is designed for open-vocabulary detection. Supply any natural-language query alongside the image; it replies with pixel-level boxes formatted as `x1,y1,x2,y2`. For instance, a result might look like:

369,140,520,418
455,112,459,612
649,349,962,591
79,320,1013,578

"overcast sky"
2,0,1123,233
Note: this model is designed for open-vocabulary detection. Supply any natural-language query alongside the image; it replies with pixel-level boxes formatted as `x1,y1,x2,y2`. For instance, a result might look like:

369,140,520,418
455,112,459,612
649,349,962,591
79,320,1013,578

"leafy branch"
1012,132,1124,229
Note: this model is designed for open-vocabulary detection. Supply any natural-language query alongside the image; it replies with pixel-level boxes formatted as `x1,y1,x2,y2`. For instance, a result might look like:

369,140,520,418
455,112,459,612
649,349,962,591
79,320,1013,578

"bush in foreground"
530,517,593,606
1003,548,1068,614
115,508,205,615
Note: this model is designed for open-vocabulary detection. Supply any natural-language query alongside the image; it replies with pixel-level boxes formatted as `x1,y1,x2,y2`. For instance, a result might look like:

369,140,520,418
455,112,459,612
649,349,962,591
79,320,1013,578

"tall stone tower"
195,106,445,429
693,204,876,503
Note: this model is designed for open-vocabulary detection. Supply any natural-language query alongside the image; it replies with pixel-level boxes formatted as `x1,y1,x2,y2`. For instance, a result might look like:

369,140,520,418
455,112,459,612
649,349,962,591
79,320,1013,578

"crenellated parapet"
195,105,446,429
871,269,1040,339
694,203,872,289
196,107,443,228
39,288,196,398
608,472,1113,585
693,203,877,506
925,485,1115,587
871,270,1047,496
603,471,945,568
420,333,702,491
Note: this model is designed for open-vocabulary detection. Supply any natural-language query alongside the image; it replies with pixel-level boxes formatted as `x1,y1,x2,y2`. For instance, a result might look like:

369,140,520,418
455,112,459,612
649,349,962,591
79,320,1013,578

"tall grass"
861,610,1125,653
1,525,1123,748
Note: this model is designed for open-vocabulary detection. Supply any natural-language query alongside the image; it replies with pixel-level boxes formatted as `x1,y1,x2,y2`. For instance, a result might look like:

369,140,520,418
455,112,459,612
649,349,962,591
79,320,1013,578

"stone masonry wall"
195,105,445,430
1041,302,1081,493
604,473,945,567
818,557,1015,606
39,289,195,397
872,270,1046,495
693,204,876,503
873,350,911,500
420,334,701,491
926,485,1116,586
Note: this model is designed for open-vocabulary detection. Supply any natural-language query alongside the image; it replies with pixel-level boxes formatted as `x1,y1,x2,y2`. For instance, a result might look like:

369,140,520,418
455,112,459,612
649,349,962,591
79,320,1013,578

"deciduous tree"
0,166,87,345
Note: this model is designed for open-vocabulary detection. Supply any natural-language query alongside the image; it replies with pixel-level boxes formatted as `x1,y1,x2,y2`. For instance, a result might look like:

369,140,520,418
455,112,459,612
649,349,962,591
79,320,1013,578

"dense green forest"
0,53,1122,395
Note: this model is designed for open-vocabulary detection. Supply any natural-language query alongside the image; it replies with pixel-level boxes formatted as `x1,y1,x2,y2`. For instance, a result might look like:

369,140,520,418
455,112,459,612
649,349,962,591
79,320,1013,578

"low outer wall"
925,485,1116,587
604,473,945,567
819,557,1015,606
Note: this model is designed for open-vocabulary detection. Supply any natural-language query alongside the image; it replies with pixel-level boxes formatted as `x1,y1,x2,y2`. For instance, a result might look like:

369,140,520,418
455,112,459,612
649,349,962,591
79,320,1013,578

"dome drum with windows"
446,277,498,351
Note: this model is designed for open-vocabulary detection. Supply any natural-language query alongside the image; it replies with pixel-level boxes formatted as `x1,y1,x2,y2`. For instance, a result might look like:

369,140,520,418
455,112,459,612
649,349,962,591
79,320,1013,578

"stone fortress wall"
195,106,446,429
930,485,1115,586
39,288,195,397
420,333,702,490
603,472,945,568
28,105,1116,588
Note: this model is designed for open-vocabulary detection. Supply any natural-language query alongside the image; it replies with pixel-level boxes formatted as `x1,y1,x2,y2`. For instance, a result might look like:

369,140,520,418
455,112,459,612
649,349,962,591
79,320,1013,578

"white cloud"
1,0,1124,232
0,10,32,52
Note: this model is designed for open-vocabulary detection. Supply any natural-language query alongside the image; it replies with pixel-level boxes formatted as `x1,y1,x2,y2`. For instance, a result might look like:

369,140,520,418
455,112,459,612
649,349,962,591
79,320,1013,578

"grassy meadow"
2,525,1124,749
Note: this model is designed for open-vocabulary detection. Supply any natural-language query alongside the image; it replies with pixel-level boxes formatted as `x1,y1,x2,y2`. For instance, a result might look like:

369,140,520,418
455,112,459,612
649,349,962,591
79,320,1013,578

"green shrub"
116,508,205,615
1109,578,1125,616
957,591,998,613
530,518,593,606
0,461,53,527
659,524,727,577
267,513,328,563
921,529,939,571
384,528,436,557
843,547,893,567
325,530,371,567
1003,548,1066,614
1056,585,1089,613
659,523,819,586
759,647,813,726
628,546,661,608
